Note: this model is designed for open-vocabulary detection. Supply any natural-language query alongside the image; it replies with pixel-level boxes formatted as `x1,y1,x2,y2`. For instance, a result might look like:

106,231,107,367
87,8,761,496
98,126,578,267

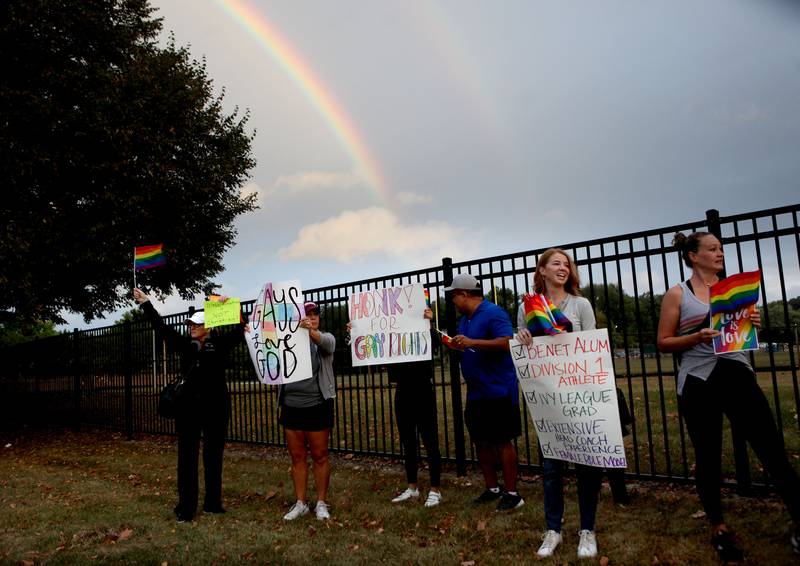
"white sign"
246,280,313,385
349,283,432,367
510,328,626,468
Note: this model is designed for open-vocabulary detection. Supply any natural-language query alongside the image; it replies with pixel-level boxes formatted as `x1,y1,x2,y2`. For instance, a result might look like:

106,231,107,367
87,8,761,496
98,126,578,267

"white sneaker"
391,487,420,503
315,500,330,520
424,491,442,508
577,529,598,559
537,529,562,558
282,500,309,521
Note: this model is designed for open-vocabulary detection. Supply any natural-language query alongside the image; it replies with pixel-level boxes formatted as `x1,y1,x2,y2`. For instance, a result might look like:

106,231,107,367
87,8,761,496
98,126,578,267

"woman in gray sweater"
515,248,603,560
280,301,337,521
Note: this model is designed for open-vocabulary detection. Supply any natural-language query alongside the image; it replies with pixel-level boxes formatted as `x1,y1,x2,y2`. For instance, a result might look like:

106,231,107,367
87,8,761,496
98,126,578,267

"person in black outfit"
133,287,245,522
348,307,443,507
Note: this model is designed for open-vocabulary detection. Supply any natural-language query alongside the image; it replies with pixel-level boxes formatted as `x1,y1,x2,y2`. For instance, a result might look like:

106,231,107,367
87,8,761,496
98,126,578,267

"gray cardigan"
278,331,336,404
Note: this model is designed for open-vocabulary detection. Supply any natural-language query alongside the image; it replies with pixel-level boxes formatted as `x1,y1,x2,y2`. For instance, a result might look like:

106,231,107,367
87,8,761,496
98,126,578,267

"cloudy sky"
64,0,800,327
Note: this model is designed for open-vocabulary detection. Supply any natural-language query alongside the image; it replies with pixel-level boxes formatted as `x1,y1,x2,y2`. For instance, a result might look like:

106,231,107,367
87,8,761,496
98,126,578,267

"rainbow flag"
424,289,431,307
523,293,569,336
134,244,166,271
709,270,761,315
710,270,760,354
545,296,573,333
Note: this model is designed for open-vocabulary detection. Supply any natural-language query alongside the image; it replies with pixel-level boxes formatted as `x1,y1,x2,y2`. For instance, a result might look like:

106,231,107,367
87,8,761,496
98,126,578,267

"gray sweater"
279,331,336,406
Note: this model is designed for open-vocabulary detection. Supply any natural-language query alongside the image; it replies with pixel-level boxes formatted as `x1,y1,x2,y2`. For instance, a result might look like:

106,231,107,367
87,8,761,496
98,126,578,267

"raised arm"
133,287,184,346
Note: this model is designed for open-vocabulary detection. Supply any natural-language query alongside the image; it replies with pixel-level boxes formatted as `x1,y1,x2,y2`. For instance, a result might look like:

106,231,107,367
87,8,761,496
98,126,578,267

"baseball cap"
443,273,482,292
304,301,320,315
184,311,205,325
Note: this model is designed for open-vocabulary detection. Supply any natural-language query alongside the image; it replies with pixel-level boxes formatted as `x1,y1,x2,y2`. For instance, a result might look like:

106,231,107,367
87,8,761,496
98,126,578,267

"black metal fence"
2,205,799,488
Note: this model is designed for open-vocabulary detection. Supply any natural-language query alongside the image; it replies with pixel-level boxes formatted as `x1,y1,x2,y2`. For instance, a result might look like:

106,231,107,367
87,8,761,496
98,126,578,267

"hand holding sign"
349,284,431,366
204,297,241,328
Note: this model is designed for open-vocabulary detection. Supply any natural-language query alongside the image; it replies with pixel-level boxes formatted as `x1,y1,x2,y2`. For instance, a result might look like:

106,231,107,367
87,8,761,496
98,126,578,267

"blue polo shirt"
457,300,518,402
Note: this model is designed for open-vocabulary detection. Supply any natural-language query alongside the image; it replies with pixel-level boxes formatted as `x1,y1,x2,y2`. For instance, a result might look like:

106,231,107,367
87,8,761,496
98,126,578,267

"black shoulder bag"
157,359,199,419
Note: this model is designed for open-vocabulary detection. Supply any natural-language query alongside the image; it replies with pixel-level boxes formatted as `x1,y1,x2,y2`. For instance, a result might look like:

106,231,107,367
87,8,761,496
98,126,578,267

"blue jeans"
542,458,603,531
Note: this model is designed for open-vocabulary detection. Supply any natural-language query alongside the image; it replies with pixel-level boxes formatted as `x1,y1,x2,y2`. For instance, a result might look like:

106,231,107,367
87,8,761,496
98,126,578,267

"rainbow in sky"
214,0,390,203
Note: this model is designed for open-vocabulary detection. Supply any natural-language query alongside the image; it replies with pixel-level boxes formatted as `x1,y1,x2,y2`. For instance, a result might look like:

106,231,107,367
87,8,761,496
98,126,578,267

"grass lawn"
1,429,798,565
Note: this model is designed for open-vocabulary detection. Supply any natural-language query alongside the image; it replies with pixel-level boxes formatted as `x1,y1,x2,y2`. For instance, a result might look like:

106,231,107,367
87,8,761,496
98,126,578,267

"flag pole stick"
133,247,137,290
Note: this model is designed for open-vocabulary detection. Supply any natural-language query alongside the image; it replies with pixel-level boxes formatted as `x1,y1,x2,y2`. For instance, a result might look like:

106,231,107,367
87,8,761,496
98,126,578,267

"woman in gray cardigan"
280,301,337,521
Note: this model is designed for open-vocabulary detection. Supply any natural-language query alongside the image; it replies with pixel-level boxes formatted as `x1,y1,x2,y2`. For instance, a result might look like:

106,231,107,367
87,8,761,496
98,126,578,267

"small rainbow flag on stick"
710,270,761,354
133,243,166,290
134,244,166,271
523,293,572,336
545,296,573,333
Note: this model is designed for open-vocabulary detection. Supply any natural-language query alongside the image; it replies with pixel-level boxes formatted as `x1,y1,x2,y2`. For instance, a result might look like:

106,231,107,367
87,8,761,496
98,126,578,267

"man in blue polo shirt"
444,273,523,511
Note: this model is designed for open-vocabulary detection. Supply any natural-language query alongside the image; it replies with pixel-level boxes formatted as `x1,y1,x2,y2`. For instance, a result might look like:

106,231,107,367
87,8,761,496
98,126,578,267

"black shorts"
465,396,522,445
279,398,334,432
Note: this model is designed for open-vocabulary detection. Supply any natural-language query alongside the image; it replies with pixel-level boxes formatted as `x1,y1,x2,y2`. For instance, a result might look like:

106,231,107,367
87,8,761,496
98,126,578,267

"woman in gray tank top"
657,231,800,562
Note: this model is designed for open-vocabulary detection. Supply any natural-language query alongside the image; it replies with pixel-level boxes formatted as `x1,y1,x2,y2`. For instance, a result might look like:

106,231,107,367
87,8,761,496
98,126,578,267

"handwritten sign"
246,280,312,385
349,283,431,367
710,271,761,354
510,328,626,468
203,298,241,328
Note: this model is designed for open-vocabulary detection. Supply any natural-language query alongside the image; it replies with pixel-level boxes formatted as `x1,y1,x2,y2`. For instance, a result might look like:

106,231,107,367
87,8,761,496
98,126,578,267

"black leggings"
175,400,229,515
680,358,800,526
395,381,441,487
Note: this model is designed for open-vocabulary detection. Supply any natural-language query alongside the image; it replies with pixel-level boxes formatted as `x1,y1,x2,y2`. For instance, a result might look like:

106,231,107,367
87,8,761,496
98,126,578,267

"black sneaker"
175,512,194,523
473,488,503,504
711,529,744,564
496,491,524,511
174,504,195,523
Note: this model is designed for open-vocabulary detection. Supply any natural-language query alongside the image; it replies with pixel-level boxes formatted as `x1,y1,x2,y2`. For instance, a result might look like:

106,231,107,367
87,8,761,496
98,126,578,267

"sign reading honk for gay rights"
348,284,431,367
510,328,626,468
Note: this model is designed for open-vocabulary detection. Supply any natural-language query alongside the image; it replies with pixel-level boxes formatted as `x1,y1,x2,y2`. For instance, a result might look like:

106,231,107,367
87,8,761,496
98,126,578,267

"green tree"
0,319,59,348
484,285,520,315
762,298,800,342
115,307,147,325
1,0,257,328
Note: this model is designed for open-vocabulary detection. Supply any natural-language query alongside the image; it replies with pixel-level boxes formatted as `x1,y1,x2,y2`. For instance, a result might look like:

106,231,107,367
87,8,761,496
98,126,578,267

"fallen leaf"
461,561,476,566
20,561,34,566
599,557,609,566
691,510,707,519
476,520,486,532
652,556,660,565
119,528,133,541
265,490,277,501
344,453,354,460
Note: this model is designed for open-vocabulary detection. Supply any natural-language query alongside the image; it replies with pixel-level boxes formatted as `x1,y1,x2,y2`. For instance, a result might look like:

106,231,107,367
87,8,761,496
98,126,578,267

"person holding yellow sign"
133,287,245,523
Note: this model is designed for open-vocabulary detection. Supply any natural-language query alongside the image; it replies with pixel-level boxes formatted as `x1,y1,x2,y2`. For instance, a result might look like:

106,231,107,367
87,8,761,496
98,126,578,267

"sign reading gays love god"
246,280,312,385
349,283,431,367
510,328,626,468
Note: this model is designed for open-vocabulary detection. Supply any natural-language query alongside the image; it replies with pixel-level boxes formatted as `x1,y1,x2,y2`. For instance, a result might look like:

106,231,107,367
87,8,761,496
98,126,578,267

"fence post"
706,208,753,495
123,320,134,440
443,257,467,476
72,328,81,430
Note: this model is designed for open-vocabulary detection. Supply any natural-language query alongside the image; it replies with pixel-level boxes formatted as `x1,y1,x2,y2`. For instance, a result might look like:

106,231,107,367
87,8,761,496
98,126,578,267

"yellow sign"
204,298,241,328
